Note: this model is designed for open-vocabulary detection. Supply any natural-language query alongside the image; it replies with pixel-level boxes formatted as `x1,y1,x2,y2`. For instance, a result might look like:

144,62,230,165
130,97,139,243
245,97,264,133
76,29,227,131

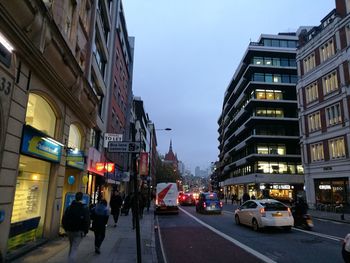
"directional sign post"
108,141,141,153
104,133,123,148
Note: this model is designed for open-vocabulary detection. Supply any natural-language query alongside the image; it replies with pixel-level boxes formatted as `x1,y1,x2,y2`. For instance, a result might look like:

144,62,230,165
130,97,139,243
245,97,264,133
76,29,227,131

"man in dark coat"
110,191,123,227
62,192,90,262
91,199,109,254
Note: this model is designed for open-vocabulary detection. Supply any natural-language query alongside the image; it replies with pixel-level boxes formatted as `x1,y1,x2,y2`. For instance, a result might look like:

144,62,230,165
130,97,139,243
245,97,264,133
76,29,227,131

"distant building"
296,0,350,208
164,140,179,173
218,32,303,202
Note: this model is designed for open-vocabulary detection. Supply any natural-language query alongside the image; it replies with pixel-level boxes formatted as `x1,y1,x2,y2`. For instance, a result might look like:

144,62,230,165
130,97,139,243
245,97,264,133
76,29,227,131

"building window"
308,111,321,132
326,103,342,126
93,39,106,77
252,73,296,83
305,82,318,104
323,71,338,95
319,38,335,63
303,53,316,74
329,137,346,159
68,124,82,149
254,89,283,100
257,144,286,155
255,108,284,117
25,93,56,137
310,142,324,162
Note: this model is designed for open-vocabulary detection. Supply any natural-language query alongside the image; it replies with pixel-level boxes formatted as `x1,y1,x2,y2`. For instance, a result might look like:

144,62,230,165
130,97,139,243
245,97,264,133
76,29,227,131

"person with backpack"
62,192,90,263
90,199,110,254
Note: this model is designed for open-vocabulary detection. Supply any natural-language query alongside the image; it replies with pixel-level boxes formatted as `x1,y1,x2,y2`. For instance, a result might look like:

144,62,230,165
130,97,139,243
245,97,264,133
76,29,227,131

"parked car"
234,199,294,231
179,193,196,206
196,192,223,214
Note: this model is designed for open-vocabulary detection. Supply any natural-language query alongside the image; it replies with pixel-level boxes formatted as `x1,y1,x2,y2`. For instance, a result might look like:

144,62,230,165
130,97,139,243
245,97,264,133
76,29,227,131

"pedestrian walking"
242,192,250,203
91,199,110,254
110,191,123,227
62,192,90,263
342,233,350,263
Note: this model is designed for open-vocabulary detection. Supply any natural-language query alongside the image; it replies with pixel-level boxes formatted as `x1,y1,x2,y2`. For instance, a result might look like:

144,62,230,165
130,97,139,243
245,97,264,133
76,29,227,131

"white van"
155,182,179,214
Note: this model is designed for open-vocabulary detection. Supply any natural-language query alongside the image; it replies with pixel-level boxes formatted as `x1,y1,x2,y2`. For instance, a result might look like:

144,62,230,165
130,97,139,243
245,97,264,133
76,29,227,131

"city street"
156,204,349,263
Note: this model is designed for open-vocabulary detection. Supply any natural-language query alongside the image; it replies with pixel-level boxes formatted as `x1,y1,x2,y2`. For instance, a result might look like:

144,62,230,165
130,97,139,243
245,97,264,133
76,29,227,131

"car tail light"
260,208,266,217
182,196,186,200
203,202,206,208
287,207,292,216
219,201,223,207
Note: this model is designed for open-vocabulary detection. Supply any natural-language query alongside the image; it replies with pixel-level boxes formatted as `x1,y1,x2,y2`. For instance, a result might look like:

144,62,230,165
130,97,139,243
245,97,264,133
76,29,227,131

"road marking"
292,228,343,241
179,207,277,263
155,216,168,263
315,218,344,225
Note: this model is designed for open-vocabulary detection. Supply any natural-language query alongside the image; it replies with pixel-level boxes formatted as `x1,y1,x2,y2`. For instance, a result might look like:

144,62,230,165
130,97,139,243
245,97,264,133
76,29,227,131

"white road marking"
155,216,168,263
179,207,277,263
292,228,343,241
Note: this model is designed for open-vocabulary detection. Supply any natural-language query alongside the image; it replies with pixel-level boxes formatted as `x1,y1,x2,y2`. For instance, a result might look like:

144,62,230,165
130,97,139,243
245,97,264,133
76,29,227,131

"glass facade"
315,178,349,206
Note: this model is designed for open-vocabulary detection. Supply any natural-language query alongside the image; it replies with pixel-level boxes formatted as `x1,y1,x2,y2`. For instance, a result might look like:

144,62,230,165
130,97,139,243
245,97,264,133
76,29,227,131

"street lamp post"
147,124,171,212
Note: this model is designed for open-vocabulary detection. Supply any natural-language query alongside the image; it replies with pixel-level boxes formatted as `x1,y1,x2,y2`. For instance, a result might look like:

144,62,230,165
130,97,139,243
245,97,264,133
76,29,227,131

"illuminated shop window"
8,155,50,251
25,93,56,137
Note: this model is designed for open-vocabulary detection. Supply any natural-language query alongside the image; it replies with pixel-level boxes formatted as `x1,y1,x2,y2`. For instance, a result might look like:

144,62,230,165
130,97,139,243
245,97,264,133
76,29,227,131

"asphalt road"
155,203,349,263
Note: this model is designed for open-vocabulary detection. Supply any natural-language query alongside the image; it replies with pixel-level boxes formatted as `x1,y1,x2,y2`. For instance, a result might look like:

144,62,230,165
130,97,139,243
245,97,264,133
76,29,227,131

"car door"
237,202,250,225
245,201,258,226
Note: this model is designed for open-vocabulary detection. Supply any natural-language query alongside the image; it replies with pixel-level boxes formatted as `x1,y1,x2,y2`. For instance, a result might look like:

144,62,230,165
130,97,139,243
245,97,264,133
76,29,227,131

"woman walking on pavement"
110,191,123,227
91,199,109,254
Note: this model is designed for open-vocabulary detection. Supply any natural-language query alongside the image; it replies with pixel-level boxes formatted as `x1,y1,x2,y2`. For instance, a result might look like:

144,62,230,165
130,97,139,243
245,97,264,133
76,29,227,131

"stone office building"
0,1,99,260
296,0,350,209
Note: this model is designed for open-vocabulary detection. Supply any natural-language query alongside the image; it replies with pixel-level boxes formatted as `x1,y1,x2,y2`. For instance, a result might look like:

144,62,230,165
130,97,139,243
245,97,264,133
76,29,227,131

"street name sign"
108,141,141,153
104,133,123,148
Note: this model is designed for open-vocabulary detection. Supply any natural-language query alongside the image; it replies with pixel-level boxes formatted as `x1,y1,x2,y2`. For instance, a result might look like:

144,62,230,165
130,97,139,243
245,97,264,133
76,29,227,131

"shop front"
314,178,349,208
8,125,62,252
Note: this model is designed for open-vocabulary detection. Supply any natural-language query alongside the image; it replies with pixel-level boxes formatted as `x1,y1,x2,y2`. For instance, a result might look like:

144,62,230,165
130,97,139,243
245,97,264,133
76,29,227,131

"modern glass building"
218,33,304,203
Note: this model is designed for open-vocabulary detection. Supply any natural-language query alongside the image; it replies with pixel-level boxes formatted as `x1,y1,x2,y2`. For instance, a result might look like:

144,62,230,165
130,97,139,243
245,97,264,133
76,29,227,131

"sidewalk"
308,208,350,224
11,206,158,263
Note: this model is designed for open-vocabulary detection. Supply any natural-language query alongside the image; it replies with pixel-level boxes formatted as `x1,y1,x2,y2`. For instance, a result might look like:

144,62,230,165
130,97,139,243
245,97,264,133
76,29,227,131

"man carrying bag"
62,192,90,263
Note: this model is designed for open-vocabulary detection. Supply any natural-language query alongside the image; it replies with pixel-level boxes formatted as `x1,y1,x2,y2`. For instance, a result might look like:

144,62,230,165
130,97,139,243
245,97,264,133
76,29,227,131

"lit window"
25,93,56,137
310,143,324,162
323,71,338,95
329,137,346,159
305,82,319,104
308,111,321,132
319,38,335,63
303,53,316,74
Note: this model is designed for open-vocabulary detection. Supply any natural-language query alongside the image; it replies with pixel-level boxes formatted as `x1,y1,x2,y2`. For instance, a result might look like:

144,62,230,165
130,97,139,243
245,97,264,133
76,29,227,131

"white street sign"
104,133,123,148
108,141,141,153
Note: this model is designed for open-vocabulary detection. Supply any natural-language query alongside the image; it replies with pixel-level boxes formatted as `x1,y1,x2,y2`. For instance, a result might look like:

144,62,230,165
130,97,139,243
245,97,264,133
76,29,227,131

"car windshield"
260,201,288,211
204,193,218,200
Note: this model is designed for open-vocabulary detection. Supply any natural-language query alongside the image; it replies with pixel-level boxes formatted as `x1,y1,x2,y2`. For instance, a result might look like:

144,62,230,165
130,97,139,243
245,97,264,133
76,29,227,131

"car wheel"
235,215,240,225
252,219,259,231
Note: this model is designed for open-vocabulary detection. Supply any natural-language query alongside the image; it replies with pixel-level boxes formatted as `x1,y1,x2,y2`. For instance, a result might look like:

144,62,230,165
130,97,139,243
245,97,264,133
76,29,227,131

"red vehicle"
179,193,196,206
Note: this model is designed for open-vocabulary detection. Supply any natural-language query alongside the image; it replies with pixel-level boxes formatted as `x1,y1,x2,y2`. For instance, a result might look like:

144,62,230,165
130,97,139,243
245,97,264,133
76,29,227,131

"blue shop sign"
21,125,62,163
63,192,90,212
66,149,85,170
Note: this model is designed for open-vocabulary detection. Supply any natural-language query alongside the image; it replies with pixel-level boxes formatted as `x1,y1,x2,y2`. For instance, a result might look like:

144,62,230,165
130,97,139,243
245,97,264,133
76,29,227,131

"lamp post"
147,124,171,212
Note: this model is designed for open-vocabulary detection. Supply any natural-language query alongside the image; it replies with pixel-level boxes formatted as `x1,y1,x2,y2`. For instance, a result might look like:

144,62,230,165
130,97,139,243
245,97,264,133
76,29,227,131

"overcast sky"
123,0,335,173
